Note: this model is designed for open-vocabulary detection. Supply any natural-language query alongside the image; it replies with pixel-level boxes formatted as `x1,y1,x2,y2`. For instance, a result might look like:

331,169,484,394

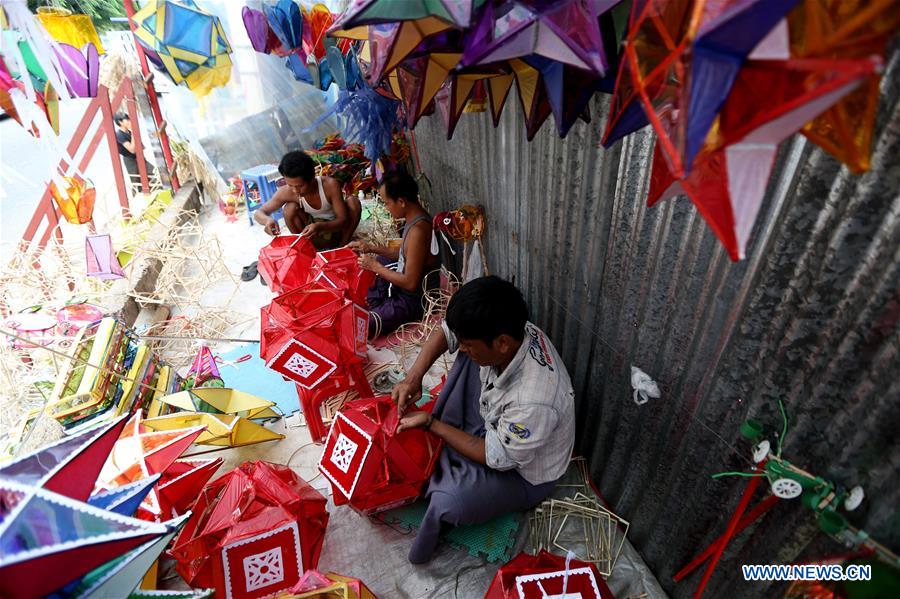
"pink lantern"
85,234,125,279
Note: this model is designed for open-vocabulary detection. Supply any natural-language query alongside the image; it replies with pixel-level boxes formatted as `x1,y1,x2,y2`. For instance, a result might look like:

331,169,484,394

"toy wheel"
771,478,802,499
752,440,770,463
844,486,864,511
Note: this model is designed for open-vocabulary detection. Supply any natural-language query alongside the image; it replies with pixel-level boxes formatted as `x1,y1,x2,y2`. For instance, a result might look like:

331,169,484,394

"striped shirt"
442,321,576,485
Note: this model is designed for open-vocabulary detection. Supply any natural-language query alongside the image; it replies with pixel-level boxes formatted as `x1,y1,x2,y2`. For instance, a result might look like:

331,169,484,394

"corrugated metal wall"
413,49,900,597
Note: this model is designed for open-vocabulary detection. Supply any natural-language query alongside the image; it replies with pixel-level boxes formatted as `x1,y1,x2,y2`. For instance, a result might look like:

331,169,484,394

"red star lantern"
94,413,206,521
261,280,373,442
648,55,880,259
485,550,615,599
258,234,317,293
318,396,442,515
170,461,329,598
157,457,222,519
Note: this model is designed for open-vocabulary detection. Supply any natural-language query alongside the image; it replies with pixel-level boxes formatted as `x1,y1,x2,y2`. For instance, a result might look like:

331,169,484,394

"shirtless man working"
253,151,361,248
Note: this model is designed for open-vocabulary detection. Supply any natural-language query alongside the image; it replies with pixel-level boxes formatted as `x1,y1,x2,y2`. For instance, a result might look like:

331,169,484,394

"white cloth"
300,176,336,220
441,320,576,485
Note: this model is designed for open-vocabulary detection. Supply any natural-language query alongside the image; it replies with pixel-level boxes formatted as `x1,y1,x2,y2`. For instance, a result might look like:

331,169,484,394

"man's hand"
300,222,320,238
263,219,280,236
397,411,431,433
392,375,423,414
346,240,370,253
357,254,378,271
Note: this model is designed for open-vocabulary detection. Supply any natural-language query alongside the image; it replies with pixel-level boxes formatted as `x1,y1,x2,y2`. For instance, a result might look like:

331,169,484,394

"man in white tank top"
254,151,361,249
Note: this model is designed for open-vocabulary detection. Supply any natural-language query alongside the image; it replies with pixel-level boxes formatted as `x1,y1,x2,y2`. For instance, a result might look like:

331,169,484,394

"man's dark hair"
379,170,419,203
279,151,315,181
446,276,528,345
113,112,129,126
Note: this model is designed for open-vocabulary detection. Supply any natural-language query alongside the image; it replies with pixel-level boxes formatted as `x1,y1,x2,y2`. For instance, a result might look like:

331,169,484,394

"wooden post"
122,0,180,191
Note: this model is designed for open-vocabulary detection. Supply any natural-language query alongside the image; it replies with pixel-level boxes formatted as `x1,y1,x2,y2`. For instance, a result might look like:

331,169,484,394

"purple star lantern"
460,0,609,76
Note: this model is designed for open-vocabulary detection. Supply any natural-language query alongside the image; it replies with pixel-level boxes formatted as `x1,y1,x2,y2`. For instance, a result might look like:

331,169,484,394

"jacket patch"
508,422,531,439
527,326,554,371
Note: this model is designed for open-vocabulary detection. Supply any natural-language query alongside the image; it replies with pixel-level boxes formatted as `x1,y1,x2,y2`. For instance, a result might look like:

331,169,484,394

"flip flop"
240,261,258,282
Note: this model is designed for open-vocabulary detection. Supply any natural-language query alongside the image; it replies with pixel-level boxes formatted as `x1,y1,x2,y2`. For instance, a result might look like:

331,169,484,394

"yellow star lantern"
130,0,233,98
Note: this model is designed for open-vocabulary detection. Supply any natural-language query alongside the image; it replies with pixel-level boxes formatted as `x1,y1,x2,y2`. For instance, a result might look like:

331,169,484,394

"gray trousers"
408,354,557,563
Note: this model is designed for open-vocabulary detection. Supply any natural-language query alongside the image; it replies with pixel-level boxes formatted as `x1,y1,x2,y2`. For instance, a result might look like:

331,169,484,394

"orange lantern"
49,175,96,224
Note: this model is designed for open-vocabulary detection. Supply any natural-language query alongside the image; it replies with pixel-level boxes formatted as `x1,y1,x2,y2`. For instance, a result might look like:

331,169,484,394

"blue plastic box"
241,164,284,226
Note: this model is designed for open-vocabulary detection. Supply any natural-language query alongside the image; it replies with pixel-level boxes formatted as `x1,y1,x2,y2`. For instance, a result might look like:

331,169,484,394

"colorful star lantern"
93,413,206,522
0,478,170,599
49,174,96,224
336,0,486,29
336,18,452,85
89,476,161,517
170,461,329,597
0,415,181,599
130,0,233,98
460,0,608,75
603,0,893,260
0,413,129,502
484,551,614,599
395,51,462,128
261,280,371,443
0,38,61,136
788,0,900,174
46,513,189,599
0,0,72,103
647,51,881,260
602,0,801,168
318,396,442,515
258,234,318,294
283,570,377,598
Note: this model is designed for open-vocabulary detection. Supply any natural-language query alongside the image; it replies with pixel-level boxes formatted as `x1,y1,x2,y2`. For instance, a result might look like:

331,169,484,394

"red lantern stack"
170,461,329,599
261,281,372,442
318,396,442,515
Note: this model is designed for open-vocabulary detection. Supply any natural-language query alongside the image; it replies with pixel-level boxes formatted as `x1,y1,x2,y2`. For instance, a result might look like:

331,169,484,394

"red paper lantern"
312,247,376,306
261,280,372,442
258,234,317,293
170,461,328,598
318,396,442,515
485,551,614,599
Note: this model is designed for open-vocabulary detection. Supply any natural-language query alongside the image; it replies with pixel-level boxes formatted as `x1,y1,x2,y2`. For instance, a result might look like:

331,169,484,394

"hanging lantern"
49,175,96,224
35,6,105,53
54,42,100,98
130,0,234,98
85,234,125,280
